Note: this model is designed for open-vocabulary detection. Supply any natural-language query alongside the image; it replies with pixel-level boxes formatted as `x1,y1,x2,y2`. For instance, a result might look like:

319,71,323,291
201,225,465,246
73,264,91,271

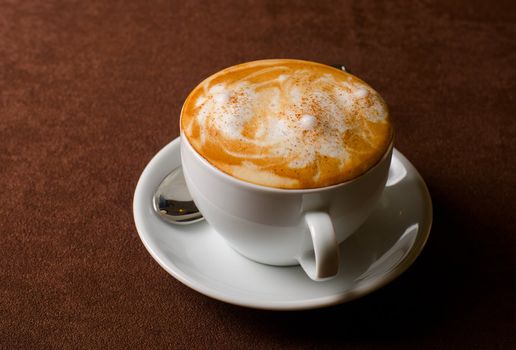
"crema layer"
181,59,393,189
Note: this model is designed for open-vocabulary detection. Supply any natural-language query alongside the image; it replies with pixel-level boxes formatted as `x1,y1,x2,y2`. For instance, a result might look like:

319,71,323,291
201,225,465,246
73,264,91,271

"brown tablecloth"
1,1,515,348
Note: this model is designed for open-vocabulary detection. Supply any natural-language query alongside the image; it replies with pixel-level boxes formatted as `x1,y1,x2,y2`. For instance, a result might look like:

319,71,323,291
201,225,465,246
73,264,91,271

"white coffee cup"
180,132,393,281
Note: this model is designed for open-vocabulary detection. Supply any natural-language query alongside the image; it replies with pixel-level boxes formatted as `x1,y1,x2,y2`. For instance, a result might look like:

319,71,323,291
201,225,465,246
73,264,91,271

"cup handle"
297,211,340,281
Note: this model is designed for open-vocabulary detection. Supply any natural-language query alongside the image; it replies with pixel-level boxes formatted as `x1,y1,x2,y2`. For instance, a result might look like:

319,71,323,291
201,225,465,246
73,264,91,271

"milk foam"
181,59,392,189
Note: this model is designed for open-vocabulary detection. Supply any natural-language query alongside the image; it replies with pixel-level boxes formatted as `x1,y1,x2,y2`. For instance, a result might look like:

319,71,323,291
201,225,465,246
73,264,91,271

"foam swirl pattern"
181,59,393,189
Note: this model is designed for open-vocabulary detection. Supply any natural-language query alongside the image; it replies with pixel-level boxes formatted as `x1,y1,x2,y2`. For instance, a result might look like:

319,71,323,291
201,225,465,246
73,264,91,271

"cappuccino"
181,59,393,189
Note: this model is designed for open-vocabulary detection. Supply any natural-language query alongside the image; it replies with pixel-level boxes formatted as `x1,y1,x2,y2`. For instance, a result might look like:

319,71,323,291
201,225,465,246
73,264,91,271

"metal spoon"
154,64,349,225
153,167,204,224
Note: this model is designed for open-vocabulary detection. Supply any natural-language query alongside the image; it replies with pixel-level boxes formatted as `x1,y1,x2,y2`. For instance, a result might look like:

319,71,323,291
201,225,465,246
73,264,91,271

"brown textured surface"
1,0,515,348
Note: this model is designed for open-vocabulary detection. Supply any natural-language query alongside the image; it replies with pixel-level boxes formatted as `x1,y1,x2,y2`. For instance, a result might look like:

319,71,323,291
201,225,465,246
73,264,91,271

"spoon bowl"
153,167,204,224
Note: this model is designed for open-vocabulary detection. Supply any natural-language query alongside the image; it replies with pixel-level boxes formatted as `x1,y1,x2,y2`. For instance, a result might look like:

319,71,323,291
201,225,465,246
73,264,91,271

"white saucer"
133,138,432,310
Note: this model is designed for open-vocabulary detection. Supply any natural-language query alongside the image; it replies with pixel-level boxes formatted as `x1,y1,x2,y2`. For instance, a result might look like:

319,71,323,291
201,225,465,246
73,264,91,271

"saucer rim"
133,137,433,311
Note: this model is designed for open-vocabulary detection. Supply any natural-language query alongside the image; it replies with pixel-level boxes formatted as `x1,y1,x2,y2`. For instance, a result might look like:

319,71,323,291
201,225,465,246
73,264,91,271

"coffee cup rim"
179,58,394,193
